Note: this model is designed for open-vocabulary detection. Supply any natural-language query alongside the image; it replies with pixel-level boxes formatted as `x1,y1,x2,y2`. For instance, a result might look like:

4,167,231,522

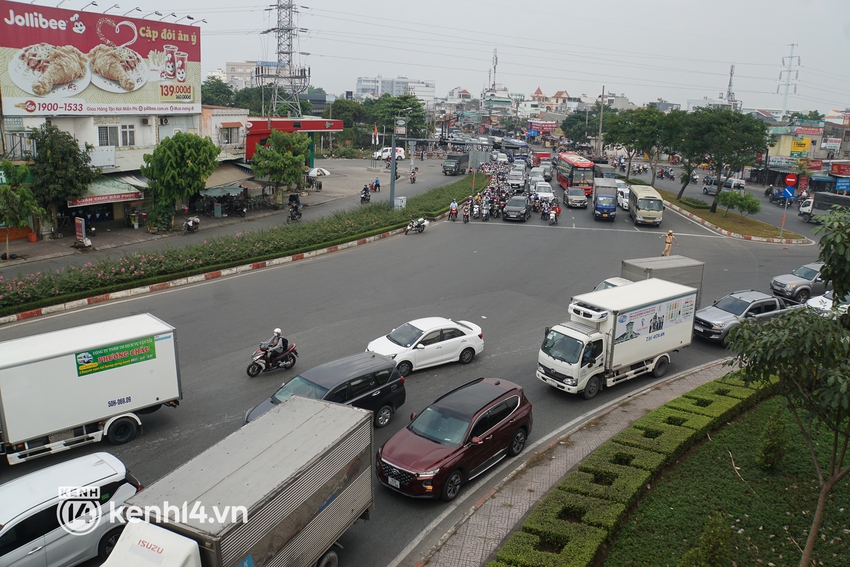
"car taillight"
125,471,144,492
400,376,405,384
478,333,483,339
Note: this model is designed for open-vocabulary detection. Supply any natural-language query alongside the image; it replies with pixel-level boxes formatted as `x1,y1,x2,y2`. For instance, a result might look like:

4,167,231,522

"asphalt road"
0,169,823,567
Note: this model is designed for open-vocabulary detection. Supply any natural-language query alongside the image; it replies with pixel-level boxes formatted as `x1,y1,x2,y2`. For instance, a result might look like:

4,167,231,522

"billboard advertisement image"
0,0,200,116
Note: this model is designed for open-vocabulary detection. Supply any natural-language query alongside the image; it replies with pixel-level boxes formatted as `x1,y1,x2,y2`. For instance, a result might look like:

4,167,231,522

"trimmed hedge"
633,406,714,438
495,528,607,567
611,418,702,465
530,490,627,532
559,465,650,507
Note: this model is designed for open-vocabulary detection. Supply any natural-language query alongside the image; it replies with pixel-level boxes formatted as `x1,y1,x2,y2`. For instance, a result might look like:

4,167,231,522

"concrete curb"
0,227,405,326
412,358,731,567
663,200,808,244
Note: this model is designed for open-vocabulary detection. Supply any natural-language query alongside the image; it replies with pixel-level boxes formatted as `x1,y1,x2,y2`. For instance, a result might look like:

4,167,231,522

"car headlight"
712,322,726,329
389,353,397,359
788,283,798,290
417,468,440,478
565,377,577,386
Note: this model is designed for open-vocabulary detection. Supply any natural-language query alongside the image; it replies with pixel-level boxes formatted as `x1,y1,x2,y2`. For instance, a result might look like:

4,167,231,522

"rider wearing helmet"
267,328,289,366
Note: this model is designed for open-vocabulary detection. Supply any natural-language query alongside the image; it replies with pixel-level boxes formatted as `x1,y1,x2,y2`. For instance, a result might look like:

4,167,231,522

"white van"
702,176,745,195
372,147,405,161
0,452,141,566
615,179,631,209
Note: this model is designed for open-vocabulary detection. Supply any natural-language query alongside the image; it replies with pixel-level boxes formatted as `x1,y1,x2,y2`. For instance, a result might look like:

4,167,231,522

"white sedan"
366,317,484,376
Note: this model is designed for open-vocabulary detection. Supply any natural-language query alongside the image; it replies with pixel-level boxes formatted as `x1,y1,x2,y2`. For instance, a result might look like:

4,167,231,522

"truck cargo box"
621,255,705,307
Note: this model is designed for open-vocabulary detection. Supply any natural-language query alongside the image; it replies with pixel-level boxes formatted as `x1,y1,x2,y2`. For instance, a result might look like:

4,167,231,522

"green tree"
27,124,100,230
726,206,850,566
604,109,642,179
665,110,708,199
306,86,326,95
363,94,426,139
251,130,311,198
688,108,768,213
321,99,364,129
140,132,218,229
789,110,825,121
0,160,44,261
561,102,618,146
201,77,234,107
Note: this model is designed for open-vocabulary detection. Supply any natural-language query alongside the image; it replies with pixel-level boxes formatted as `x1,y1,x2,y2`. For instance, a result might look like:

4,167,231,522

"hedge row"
489,371,776,567
0,175,483,317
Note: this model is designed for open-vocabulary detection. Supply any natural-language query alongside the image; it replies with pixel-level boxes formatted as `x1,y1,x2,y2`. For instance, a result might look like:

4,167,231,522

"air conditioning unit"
160,118,169,126
141,118,150,125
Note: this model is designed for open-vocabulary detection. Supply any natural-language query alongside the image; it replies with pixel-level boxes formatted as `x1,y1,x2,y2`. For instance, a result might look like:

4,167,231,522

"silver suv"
770,262,827,303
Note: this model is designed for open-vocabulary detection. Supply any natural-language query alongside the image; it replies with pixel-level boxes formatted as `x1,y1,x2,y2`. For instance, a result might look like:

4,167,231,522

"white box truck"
0,313,181,465
621,255,705,307
536,279,696,399
103,397,374,567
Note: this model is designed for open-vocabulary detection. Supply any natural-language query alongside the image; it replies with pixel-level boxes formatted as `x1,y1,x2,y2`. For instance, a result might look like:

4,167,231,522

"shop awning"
200,186,244,197
811,175,834,182
67,176,144,207
220,121,243,129
120,174,149,188
205,162,253,189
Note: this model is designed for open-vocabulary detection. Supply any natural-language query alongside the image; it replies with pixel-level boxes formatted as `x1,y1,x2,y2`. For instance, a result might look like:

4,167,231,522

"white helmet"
273,328,281,336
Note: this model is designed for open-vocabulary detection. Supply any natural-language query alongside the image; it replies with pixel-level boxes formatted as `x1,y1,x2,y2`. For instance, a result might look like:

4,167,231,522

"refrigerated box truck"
537,279,696,399
621,255,705,307
0,313,181,464
103,397,374,567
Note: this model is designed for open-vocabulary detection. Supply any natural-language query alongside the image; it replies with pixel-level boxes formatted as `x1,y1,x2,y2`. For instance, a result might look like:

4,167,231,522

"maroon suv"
376,377,533,502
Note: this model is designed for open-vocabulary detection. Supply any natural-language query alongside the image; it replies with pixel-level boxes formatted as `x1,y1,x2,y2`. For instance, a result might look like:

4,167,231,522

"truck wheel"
440,470,464,502
583,376,601,400
107,418,138,444
375,405,393,428
98,527,124,559
795,290,810,303
316,550,339,567
653,356,669,378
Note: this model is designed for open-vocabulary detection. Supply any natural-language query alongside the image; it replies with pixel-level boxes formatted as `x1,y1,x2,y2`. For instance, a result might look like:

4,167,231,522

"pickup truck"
693,290,803,343
770,262,828,303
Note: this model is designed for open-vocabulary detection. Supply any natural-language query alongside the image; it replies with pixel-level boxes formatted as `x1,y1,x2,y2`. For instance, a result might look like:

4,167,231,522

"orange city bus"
555,152,595,195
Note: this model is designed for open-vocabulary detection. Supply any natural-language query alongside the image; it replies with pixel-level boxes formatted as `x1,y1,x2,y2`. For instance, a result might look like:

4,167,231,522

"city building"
355,76,436,106
647,99,682,113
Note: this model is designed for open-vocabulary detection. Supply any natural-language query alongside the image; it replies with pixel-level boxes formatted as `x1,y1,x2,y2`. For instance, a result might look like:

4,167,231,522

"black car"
502,196,531,222
244,352,406,428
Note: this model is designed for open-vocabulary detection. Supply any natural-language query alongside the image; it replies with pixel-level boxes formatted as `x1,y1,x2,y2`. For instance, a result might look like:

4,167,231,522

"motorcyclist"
361,185,370,201
266,328,289,366
374,177,381,191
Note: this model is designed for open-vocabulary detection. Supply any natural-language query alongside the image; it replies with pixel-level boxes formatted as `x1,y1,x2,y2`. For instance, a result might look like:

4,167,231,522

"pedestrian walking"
661,229,678,256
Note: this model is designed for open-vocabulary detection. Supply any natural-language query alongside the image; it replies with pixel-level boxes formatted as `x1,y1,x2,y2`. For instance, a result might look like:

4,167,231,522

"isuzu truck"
103,397,373,567
0,313,181,464
537,279,696,399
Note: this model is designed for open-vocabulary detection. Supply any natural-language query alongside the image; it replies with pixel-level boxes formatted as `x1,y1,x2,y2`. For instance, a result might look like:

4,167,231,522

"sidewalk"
413,360,730,567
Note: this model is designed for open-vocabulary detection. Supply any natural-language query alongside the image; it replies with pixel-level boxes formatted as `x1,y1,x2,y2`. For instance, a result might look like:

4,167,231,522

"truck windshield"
541,330,583,364
714,296,750,316
792,266,818,280
597,196,616,207
638,198,663,211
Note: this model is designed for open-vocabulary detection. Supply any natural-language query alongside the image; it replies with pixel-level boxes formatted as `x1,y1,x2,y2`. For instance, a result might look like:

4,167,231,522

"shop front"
63,175,145,234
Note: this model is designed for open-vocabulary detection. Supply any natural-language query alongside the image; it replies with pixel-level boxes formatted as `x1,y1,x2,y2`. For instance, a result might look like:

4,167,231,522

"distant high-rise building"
355,76,435,105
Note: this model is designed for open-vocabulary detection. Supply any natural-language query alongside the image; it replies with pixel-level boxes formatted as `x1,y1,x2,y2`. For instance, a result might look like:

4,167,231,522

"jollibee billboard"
0,0,200,115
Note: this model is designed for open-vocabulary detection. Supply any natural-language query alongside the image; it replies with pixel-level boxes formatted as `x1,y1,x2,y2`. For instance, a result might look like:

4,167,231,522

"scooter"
360,190,371,204
462,208,470,223
764,185,774,197
410,172,416,184
286,205,302,223
404,217,429,234
370,182,381,192
472,203,480,219
548,209,558,225
182,215,200,234
247,342,298,377
482,203,490,221
449,208,458,222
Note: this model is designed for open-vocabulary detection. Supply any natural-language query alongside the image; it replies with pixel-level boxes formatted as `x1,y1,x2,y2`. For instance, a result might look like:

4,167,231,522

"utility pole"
596,86,605,156
779,44,799,119
261,0,310,122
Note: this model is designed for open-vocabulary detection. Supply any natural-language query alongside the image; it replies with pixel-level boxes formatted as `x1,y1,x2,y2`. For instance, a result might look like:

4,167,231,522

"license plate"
388,477,400,488
602,214,608,218
546,378,558,386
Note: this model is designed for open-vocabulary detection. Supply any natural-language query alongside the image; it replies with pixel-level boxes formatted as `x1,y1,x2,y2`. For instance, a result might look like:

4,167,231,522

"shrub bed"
0,175,480,317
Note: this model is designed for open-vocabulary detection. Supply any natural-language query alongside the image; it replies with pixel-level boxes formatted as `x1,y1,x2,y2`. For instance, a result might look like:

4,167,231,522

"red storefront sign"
830,163,850,176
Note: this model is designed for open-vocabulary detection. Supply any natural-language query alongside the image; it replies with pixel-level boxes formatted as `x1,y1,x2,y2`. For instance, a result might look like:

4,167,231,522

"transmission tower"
260,1,310,118
778,44,799,119
725,65,741,112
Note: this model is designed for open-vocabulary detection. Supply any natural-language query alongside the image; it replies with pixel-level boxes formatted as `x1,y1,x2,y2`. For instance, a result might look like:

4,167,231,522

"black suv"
244,352,406,428
502,196,531,222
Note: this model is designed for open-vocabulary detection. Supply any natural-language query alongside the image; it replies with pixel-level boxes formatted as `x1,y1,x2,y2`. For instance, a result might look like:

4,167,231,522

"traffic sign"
785,173,798,186
783,186,795,199
836,178,850,191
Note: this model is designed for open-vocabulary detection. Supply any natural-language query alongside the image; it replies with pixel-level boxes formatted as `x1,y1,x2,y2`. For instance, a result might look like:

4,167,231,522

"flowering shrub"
1,175,482,315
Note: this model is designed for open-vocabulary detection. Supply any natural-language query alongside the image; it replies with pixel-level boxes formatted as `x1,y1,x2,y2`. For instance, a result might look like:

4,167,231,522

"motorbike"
370,182,381,192
360,190,371,204
410,172,416,184
225,202,247,217
405,217,429,234
541,207,550,220
482,203,490,221
764,185,774,197
548,209,558,225
182,215,200,234
462,208,470,223
449,208,458,221
286,205,302,223
246,341,298,377
472,203,480,219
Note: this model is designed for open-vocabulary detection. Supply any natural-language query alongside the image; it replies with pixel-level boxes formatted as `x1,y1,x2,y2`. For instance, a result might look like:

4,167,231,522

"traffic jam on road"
0,147,834,567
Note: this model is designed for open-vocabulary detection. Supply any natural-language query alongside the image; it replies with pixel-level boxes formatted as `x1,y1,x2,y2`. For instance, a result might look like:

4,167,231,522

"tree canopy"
201,77,234,107
0,160,43,260
251,130,311,195
140,132,218,228
27,124,99,217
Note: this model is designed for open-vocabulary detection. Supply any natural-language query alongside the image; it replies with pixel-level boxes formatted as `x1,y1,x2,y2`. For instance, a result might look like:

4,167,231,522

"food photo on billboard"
0,0,200,116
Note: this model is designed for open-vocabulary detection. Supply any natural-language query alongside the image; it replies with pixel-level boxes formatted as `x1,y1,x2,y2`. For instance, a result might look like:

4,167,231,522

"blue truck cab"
592,178,618,221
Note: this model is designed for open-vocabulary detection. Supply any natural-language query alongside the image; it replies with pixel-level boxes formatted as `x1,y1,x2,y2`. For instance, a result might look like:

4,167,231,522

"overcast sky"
32,0,850,114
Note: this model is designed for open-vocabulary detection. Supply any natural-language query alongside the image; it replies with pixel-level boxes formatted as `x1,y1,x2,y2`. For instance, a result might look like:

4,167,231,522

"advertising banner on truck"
76,336,157,376
613,295,696,346
0,0,200,116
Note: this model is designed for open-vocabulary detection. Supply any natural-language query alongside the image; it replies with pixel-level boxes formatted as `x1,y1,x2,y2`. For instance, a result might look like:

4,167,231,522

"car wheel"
396,361,413,377
583,376,601,400
107,417,138,445
98,527,124,559
507,428,527,457
374,405,393,428
459,347,475,365
653,356,669,378
796,290,810,303
246,363,262,377
440,470,463,502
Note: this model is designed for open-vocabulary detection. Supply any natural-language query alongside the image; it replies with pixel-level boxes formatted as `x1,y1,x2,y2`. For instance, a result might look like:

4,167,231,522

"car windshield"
272,375,328,404
638,198,663,211
387,322,425,347
507,197,526,207
569,188,585,197
540,329,583,364
714,296,750,316
791,266,818,280
409,406,470,447
597,196,617,207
